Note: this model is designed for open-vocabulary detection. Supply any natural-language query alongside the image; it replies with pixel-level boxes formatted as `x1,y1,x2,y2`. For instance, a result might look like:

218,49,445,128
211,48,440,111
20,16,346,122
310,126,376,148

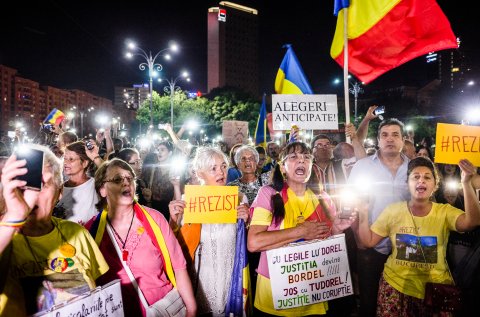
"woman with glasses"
247,141,356,316
168,147,250,316
86,158,197,317
0,144,108,316
117,148,150,206
54,141,99,225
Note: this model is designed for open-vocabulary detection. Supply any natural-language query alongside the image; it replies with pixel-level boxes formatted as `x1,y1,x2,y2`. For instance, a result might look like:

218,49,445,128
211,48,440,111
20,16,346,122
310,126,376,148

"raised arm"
357,201,384,248
456,159,480,231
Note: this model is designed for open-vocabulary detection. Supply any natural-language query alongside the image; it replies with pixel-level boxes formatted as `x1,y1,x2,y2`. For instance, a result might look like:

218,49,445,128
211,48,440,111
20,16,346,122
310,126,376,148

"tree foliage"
136,87,262,137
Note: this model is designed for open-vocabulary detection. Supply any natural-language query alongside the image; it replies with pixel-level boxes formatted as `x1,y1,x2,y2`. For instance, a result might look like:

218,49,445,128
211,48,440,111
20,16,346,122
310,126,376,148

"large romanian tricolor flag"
330,0,458,84
275,44,313,94
43,108,65,126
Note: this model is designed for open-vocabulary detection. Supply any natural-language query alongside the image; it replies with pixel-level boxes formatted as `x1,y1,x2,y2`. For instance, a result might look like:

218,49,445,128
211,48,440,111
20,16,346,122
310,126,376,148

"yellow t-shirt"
0,218,109,316
371,201,462,299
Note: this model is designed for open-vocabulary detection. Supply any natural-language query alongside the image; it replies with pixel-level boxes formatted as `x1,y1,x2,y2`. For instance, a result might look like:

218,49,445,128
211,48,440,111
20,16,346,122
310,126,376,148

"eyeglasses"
313,143,332,149
128,159,142,167
283,153,314,162
64,157,80,164
103,175,135,185
240,156,256,163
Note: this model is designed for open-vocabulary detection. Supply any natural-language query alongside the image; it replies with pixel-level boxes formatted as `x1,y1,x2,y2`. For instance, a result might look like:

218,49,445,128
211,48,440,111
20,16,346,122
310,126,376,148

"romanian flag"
226,220,251,317
44,108,65,126
330,0,458,84
275,44,313,94
254,94,268,147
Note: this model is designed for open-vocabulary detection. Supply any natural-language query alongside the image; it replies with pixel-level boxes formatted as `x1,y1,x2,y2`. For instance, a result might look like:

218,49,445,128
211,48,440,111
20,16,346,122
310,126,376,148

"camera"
374,106,385,116
158,123,167,130
15,148,44,191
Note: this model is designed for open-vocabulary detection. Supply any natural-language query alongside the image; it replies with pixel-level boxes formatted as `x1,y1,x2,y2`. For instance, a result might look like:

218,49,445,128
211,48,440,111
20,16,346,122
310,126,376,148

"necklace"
22,219,76,273
107,211,135,261
295,193,310,224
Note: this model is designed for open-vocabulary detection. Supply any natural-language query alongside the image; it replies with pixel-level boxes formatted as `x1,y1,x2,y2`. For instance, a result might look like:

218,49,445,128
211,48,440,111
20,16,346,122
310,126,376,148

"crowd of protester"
0,105,479,317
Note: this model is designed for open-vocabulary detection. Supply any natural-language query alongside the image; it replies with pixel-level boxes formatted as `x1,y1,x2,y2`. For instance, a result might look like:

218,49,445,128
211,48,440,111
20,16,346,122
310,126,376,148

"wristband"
93,156,101,161
0,218,27,227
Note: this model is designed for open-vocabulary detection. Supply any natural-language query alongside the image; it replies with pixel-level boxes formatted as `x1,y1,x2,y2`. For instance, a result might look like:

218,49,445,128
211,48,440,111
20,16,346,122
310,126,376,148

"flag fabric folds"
334,0,350,16
275,44,313,94
254,94,268,147
226,219,251,317
330,0,458,84
44,108,65,126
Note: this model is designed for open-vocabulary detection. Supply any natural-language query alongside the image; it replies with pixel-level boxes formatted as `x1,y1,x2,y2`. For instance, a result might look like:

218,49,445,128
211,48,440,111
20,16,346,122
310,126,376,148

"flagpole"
342,7,352,145
343,8,350,126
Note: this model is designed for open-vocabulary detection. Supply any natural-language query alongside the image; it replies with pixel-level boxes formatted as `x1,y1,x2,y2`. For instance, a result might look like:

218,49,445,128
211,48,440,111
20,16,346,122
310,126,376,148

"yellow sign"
435,123,480,167
183,185,239,224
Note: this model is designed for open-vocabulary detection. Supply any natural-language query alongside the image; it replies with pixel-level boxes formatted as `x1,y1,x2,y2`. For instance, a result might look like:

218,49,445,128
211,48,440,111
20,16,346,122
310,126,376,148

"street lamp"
334,77,364,123
159,71,191,127
125,41,178,126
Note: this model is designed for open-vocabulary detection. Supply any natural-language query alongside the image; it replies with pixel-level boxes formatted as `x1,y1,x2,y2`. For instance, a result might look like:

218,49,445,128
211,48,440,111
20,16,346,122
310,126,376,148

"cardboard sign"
183,185,238,223
266,234,353,310
35,279,123,317
222,120,249,149
271,95,338,131
435,123,480,167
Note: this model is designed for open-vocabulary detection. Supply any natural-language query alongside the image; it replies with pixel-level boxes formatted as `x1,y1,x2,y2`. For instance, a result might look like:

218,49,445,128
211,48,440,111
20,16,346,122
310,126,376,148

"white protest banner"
266,234,353,310
271,94,338,131
34,279,124,317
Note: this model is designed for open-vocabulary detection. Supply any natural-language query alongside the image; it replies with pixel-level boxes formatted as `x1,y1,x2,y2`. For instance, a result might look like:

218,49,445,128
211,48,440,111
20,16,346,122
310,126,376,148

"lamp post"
126,41,178,127
349,81,364,123
334,77,364,123
159,71,190,127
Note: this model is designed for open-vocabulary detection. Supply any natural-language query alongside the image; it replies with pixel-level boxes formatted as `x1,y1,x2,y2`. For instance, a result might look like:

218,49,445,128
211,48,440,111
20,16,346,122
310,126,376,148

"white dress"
193,223,237,316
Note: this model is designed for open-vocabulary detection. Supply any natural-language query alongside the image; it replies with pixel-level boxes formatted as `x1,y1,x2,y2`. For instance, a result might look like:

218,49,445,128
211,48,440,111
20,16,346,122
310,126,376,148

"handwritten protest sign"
435,123,480,167
266,234,352,310
36,279,123,317
222,120,249,149
183,185,238,223
271,94,338,131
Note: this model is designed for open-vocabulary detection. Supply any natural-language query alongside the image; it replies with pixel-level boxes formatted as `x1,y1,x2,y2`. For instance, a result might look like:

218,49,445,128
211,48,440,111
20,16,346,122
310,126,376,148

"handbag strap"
106,224,150,309
407,203,456,284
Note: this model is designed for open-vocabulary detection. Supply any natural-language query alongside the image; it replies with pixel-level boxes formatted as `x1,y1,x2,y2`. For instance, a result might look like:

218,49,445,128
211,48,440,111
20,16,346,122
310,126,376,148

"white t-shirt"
56,178,99,225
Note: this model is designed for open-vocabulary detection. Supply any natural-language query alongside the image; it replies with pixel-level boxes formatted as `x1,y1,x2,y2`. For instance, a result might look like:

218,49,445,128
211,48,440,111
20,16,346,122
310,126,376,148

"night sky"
0,1,474,101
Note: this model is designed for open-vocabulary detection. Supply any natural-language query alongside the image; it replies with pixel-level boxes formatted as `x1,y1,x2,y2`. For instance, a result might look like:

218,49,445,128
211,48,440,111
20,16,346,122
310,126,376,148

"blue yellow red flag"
274,44,313,94
226,220,251,317
44,108,65,126
254,94,268,147
331,0,457,84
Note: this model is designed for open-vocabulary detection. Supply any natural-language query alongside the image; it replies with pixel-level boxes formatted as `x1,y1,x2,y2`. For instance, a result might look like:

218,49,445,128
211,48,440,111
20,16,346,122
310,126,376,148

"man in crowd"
348,118,410,317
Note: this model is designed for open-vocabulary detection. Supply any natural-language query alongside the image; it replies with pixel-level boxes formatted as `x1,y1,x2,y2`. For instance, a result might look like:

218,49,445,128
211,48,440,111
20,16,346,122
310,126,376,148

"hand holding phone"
15,148,44,191
373,106,385,120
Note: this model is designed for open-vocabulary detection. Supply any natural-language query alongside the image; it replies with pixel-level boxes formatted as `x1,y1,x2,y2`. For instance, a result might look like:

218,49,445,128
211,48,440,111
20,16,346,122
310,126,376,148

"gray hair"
193,146,229,174
234,145,259,165
21,143,63,188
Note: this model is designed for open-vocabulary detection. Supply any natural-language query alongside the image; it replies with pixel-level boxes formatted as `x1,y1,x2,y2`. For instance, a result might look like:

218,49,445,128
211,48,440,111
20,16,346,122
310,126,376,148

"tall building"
207,1,259,97
0,64,113,137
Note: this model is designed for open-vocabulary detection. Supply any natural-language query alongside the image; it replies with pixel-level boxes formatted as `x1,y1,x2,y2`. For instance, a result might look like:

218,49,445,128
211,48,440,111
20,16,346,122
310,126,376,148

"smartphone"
158,123,167,130
374,106,385,116
85,140,95,150
339,206,354,219
15,148,44,191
